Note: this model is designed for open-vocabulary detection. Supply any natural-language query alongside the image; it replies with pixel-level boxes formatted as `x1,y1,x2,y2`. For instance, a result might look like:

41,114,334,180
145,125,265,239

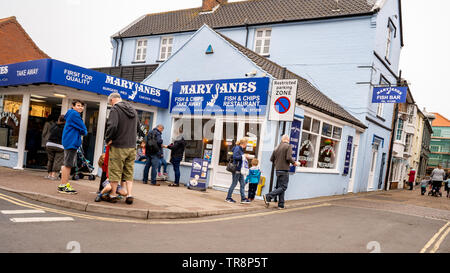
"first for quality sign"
269,79,298,121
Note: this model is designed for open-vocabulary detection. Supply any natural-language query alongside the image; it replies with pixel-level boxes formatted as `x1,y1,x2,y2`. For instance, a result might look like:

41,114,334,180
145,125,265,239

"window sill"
295,167,340,175
0,146,19,153
376,115,386,122
155,60,166,63
132,61,146,64
384,57,391,65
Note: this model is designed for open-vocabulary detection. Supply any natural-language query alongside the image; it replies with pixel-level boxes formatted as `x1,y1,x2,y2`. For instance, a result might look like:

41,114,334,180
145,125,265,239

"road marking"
0,191,331,224
430,224,450,253
10,217,74,223
421,222,450,253
1,209,45,214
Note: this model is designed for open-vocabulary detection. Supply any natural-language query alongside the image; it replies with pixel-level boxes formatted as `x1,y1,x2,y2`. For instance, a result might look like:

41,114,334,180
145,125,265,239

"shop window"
0,95,22,148
136,109,153,144
299,115,342,170
175,118,215,163
396,119,403,141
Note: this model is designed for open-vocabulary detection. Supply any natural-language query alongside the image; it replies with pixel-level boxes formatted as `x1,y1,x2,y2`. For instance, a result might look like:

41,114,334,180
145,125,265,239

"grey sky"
0,0,448,118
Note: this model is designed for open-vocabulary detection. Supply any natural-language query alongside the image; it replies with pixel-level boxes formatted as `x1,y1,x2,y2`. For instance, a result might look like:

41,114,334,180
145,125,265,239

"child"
95,145,127,203
445,177,450,198
245,158,261,201
420,176,430,196
158,156,168,177
136,141,147,162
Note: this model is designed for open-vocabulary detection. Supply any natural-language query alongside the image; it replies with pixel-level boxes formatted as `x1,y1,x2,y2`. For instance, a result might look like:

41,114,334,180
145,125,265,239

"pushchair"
428,180,442,197
71,146,96,181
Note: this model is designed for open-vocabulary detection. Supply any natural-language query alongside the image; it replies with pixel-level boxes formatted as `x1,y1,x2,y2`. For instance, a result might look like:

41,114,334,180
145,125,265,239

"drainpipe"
244,19,249,48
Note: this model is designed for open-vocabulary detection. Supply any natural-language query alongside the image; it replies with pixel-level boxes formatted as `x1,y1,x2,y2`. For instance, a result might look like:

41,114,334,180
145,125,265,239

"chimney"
202,0,227,12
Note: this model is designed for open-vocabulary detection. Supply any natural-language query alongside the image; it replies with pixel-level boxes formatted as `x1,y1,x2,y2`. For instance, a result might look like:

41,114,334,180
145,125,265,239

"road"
0,189,449,253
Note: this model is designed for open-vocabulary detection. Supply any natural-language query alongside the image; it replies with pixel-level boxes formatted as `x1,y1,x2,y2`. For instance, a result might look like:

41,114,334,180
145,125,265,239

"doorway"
367,143,379,190
25,95,62,169
212,119,262,191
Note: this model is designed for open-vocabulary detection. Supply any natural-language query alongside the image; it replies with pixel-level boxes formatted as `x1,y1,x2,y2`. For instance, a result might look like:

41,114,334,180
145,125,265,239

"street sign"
269,79,298,121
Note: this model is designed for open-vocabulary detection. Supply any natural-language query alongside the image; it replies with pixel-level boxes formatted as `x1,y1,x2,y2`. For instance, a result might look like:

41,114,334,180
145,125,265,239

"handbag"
226,159,237,173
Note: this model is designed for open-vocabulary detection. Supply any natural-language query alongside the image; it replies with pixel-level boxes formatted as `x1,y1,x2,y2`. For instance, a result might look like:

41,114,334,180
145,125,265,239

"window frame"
254,28,272,56
395,118,404,141
158,36,174,61
385,19,396,62
297,114,343,173
377,75,390,117
134,39,148,63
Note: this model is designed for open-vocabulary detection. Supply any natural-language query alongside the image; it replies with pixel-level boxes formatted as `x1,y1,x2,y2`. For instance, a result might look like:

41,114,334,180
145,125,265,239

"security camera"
245,70,257,77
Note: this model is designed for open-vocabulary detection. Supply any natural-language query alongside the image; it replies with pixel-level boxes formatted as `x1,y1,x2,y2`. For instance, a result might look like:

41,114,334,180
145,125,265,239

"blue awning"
0,59,169,109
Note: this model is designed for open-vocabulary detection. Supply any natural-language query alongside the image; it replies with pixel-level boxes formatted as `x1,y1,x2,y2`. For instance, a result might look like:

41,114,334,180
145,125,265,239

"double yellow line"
0,192,331,225
421,222,450,253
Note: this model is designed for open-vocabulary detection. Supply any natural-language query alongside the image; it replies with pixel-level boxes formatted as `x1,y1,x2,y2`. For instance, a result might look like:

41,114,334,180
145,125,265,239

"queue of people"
419,164,449,198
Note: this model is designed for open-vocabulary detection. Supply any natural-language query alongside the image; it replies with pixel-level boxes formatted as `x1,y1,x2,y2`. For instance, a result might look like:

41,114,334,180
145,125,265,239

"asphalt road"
0,189,449,253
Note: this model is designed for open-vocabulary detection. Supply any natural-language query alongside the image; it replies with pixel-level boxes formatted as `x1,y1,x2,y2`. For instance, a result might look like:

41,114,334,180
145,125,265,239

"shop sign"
171,77,269,116
269,79,298,121
188,158,208,191
372,86,407,103
289,119,302,173
0,59,169,109
343,135,353,175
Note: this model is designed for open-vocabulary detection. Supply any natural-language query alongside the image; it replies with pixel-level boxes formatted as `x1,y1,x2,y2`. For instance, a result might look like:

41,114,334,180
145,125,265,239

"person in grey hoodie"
430,164,445,197
105,92,139,205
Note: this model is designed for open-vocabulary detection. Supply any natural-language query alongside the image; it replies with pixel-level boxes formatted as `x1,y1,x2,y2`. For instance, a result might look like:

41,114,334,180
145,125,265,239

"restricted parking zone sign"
269,79,298,121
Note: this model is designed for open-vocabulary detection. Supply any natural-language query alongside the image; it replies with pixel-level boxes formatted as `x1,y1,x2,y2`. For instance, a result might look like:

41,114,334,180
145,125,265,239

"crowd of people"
43,93,448,208
419,164,449,198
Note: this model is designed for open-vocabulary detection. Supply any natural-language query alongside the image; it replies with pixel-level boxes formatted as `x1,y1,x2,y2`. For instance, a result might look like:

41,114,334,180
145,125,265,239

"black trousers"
267,171,289,207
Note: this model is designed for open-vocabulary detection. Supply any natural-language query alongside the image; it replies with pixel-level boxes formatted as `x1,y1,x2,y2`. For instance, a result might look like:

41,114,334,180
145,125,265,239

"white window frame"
159,37,174,61
377,75,390,117
395,118,404,141
134,39,148,62
297,114,343,173
385,20,396,61
254,28,271,56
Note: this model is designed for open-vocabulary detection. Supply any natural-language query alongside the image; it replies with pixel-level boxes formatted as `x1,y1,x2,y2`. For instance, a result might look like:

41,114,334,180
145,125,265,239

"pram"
71,146,96,181
428,180,442,197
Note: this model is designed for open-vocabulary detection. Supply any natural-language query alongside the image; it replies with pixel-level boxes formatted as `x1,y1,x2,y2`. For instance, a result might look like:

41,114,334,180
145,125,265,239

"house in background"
0,16,49,65
110,0,404,195
428,113,450,173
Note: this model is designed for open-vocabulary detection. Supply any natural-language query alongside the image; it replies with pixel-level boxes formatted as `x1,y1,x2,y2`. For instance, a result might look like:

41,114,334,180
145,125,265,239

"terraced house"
428,113,450,173
109,0,404,199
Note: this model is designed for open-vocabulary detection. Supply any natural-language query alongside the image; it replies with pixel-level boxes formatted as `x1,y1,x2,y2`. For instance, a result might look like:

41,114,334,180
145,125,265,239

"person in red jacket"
408,168,416,190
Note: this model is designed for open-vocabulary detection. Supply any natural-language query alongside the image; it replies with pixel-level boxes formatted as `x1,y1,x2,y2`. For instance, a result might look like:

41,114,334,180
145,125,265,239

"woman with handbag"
225,138,251,204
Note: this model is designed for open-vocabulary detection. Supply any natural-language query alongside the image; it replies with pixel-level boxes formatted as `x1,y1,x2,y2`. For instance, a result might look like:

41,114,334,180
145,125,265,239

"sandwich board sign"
269,79,298,121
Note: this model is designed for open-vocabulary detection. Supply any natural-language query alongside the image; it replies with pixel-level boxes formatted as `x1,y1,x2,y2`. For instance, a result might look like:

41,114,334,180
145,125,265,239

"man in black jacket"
105,92,138,204
143,124,164,185
167,127,186,187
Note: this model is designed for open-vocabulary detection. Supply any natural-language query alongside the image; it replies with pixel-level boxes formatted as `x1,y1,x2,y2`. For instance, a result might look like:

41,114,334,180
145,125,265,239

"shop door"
212,121,261,191
367,143,379,190
82,101,99,164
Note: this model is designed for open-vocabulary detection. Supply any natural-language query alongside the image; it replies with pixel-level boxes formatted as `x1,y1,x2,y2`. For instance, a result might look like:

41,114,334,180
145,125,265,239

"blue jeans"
143,155,160,184
158,157,168,173
226,172,246,201
171,157,182,185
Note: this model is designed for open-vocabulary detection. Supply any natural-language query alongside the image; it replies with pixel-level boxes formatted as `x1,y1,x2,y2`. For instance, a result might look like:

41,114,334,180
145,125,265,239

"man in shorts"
59,100,87,194
105,92,139,205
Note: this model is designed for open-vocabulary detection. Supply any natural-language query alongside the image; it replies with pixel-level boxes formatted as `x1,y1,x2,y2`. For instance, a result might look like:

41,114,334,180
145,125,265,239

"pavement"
0,166,448,220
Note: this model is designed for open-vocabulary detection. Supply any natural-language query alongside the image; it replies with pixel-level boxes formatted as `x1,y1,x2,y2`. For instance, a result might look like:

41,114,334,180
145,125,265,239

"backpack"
146,131,160,155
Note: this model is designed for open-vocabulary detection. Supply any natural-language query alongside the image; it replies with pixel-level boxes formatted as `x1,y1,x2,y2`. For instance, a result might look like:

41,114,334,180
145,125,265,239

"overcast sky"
0,0,448,118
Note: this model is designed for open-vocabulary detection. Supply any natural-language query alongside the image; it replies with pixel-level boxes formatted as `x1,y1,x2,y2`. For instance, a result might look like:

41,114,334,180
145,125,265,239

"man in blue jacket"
143,124,164,186
58,100,87,194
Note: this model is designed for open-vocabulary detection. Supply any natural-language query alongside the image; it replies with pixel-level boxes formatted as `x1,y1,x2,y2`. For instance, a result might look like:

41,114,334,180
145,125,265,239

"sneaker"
49,176,59,181
57,183,77,194
277,206,285,210
263,194,270,208
158,172,162,177
107,196,118,203
163,173,169,176
168,183,179,187
150,183,161,186
95,194,102,202
240,199,251,204
226,198,236,203
125,196,134,205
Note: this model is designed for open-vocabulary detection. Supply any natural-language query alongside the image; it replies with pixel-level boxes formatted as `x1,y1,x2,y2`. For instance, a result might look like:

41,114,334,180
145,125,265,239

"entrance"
212,119,262,191
25,95,62,169
367,143,379,190
82,101,100,164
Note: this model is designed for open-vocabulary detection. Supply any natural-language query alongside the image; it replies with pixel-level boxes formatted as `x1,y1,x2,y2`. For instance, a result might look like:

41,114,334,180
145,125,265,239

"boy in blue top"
59,100,88,194
245,158,261,201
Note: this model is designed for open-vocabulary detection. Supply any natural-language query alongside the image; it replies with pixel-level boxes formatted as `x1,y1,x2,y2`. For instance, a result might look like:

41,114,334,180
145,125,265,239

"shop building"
0,59,168,175
428,113,450,173
140,25,367,200
111,0,404,193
